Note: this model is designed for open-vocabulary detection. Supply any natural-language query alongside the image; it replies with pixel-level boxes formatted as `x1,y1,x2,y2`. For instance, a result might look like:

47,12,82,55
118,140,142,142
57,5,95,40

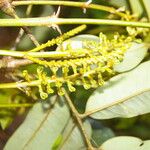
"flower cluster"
23,26,135,99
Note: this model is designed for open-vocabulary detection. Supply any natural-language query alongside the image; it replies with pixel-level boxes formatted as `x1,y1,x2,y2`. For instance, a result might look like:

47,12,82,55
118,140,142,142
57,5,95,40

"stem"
0,80,41,89
0,50,88,59
64,90,94,150
13,10,40,47
0,73,81,89
0,18,150,28
12,5,34,50
12,0,127,19
0,103,34,108
0,57,33,69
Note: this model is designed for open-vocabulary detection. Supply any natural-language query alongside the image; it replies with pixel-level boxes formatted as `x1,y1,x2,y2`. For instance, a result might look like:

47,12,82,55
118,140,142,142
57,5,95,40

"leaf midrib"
84,88,150,117
23,98,57,149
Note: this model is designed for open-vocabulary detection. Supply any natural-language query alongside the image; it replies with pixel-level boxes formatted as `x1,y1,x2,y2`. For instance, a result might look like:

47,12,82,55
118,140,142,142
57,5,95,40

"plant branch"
0,80,41,89
0,103,34,108
0,17,150,28
0,73,81,89
0,50,88,59
12,0,128,19
0,0,39,46
64,90,94,150
12,5,34,50
0,56,33,69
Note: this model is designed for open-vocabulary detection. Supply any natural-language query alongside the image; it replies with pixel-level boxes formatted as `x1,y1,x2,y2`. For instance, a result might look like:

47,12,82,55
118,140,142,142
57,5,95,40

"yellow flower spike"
83,63,88,73
62,67,69,77
67,81,76,92
99,32,108,46
41,72,48,85
22,70,31,82
55,81,63,89
97,74,105,86
57,87,65,96
30,25,87,52
38,85,48,99
37,66,44,80
46,83,54,94
20,28,138,98
88,75,98,88
51,67,58,76
82,77,91,90
25,55,49,67
71,64,77,74
24,87,32,97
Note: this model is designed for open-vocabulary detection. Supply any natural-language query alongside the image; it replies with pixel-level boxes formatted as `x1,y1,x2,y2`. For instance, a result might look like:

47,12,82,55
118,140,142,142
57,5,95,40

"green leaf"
114,42,148,72
92,127,115,147
85,61,150,119
100,136,150,150
58,119,92,150
4,96,70,150
0,89,21,129
142,0,150,20
108,0,129,9
128,0,143,17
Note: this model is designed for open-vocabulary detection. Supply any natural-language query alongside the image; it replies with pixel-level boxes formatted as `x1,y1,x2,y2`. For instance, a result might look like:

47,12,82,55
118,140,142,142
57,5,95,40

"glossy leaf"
142,0,150,20
4,96,70,150
100,136,150,150
86,61,150,119
114,42,148,72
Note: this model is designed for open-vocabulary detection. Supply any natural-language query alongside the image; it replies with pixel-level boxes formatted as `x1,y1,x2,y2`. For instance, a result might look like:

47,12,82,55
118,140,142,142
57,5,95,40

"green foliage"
0,89,29,129
0,0,150,150
100,136,150,150
86,61,150,119
56,119,92,150
114,42,148,72
24,30,137,99
91,127,115,147
4,96,92,150
4,96,70,150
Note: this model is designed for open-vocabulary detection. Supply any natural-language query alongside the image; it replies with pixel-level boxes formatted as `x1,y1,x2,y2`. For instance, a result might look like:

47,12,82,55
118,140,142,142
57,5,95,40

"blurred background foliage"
0,0,150,149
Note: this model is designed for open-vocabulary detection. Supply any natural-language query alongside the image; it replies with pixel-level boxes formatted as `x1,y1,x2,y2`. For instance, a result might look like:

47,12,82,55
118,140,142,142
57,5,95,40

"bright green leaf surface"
52,135,63,150
86,61,150,119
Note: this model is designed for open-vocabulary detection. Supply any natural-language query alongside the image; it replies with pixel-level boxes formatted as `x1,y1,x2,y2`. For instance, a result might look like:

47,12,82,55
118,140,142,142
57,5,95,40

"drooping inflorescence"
23,25,137,99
